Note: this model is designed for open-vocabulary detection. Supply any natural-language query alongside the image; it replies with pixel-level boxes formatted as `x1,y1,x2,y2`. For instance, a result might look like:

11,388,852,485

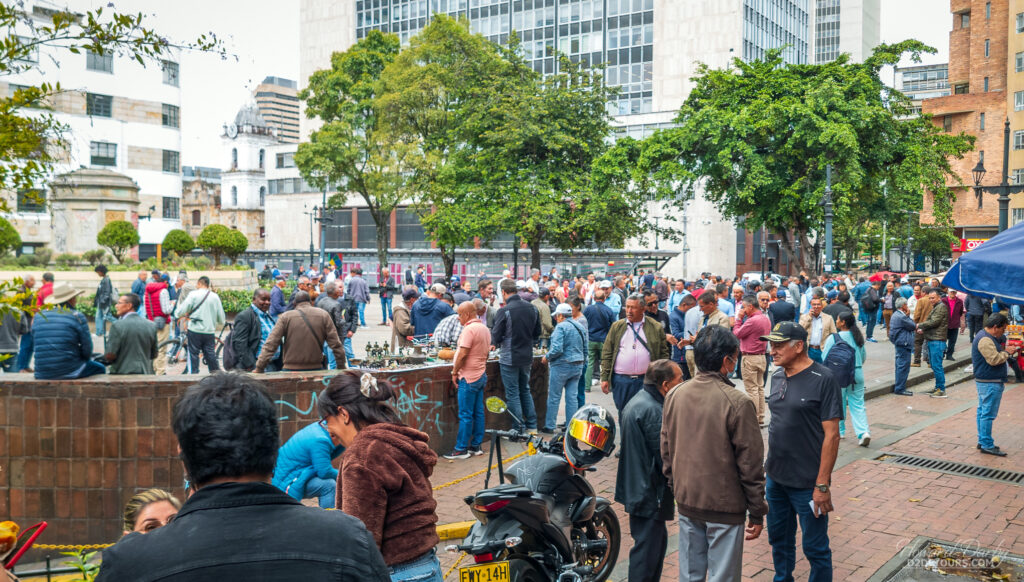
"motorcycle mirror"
485,397,507,414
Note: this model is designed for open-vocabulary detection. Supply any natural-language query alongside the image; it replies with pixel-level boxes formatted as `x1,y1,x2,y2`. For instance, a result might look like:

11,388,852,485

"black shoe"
538,428,554,435
944,356,955,361
894,390,914,396
977,444,1000,451
980,447,1007,457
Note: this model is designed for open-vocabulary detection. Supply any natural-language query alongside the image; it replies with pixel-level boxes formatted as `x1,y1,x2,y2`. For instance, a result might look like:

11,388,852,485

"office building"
895,63,951,117
2,0,183,258
922,0,1024,254
253,76,300,143
813,0,881,64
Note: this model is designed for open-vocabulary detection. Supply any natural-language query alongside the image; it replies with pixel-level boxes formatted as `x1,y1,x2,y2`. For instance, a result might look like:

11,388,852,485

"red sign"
950,238,987,252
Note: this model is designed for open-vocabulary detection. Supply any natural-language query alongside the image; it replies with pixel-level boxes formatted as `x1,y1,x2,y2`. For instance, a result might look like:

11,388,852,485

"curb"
863,350,972,400
437,521,474,541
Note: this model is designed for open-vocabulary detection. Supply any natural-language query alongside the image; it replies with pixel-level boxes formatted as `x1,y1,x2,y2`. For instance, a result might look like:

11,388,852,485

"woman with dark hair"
822,310,870,447
318,371,442,582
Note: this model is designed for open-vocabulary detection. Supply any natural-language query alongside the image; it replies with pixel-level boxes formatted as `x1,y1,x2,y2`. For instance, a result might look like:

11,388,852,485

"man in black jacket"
96,374,389,582
491,279,541,432
231,289,280,372
319,281,359,366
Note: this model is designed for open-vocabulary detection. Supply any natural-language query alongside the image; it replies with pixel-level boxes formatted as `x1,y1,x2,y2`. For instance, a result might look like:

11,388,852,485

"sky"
80,0,949,168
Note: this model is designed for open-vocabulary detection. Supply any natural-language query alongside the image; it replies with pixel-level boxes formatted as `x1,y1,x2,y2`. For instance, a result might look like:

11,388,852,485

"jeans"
766,477,832,582
357,301,367,327
576,358,588,409
610,373,644,415
945,328,959,358
500,363,535,432
976,381,1004,449
893,345,912,393
585,341,603,385
455,375,487,452
927,339,946,390
305,476,336,509
544,362,582,431
677,514,743,582
381,296,393,323
95,307,114,337
629,514,668,582
343,337,355,362
537,337,550,350
808,347,823,363
864,307,878,339
187,330,220,374
0,353,16,372
388,548,443,582
839,370,869,439
324,343,337,370
15,331,33,371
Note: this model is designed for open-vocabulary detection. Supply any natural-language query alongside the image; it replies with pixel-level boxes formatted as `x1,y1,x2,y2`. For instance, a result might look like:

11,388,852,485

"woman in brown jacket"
318,371,441,582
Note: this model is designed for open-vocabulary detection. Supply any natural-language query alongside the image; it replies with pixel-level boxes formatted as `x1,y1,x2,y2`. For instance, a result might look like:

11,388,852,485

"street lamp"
822,164,834,273
971,118,1023,232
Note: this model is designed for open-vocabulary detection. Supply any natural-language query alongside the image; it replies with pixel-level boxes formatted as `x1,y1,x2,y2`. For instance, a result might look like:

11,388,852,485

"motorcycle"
447,398,620,582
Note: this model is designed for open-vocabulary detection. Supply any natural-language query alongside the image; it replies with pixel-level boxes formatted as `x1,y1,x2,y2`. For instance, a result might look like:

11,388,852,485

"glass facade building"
744,0,811,65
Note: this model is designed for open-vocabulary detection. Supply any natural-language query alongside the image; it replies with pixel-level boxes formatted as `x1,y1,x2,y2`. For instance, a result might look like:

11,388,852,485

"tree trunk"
440,245,456,280
529,238,542,271
372,209,390,272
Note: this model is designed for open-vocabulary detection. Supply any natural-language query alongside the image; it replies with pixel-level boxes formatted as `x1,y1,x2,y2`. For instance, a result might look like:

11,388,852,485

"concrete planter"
0,269,257,293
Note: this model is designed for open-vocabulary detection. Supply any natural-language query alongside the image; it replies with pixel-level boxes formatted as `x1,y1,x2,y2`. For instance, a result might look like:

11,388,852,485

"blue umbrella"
941,222,1024,305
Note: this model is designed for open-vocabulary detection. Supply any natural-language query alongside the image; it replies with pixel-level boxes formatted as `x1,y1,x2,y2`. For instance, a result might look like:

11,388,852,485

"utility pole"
318,183,327,269
307,207,316,267
823,164,834,273
760,225,767,282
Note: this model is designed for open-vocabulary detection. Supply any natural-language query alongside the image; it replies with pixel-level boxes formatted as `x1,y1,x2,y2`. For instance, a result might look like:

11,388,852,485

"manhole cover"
869,537,1024,582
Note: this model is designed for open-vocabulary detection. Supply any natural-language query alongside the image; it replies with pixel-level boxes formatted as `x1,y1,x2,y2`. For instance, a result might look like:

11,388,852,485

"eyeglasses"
645,301,658,306
318,418,328,430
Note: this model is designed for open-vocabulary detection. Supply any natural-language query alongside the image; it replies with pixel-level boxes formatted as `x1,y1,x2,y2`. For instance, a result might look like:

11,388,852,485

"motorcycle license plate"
459,561,509,582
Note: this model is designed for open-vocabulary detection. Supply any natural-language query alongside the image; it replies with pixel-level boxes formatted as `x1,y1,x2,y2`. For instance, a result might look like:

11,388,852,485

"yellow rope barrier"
443,551,468,580
32,543,113,550
432,449,528,491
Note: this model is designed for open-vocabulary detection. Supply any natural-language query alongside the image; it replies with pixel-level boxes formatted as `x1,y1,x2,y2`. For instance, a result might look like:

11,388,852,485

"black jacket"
491,295,541,367
615,385,673,520
767,300,796,327
319,295,360,336
231,306,262,370
96,482,389,582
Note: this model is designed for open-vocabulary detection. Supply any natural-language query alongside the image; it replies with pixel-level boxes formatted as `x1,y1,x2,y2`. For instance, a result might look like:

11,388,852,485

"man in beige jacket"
799,297,837,363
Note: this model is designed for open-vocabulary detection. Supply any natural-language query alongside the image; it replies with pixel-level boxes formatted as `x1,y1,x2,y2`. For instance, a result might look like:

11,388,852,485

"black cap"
759,321,808,343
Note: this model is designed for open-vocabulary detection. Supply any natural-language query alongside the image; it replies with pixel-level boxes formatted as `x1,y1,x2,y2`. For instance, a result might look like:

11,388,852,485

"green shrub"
193,256,212,270
96,220,139,263
196,224,231,267
82,249,107,266
16,255,34,267
55,253,78,268
162,229,195,255
33,247,52,266
225,230,249,264
0,218,21,257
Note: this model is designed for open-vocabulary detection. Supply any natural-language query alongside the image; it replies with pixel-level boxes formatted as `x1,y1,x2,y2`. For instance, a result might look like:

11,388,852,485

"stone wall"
0,360,548,546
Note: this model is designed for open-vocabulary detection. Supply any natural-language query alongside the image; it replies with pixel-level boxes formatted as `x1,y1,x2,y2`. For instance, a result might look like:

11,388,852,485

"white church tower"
221,104,276,211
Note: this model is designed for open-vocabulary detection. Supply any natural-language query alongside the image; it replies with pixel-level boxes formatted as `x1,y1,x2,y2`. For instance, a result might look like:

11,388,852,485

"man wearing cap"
532,288,554,349
541,303,588,433
799,298,837,363
411,283,455,337
602,280,621,316
392,288,419,351
33,283,106,379
762,321,842,582
601,293,669,414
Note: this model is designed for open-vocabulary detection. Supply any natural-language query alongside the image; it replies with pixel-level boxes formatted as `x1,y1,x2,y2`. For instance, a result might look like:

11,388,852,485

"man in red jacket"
144,274,173,374
36,272,54,306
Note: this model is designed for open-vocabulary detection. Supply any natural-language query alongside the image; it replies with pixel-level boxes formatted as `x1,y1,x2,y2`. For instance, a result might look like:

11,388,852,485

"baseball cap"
402,288,420,301
431,283,447,295
515,280,528,289
776,289,786,299
553,303,572,317
760,321,808,343
598,280,612,288
826,290,838,301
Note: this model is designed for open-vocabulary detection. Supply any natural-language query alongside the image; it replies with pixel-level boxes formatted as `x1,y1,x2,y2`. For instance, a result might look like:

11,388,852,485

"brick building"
922,0,1024,259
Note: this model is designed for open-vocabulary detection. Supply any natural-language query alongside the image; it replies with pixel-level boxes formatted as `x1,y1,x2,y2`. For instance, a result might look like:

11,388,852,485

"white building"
2,0,183,256
812,0,881,64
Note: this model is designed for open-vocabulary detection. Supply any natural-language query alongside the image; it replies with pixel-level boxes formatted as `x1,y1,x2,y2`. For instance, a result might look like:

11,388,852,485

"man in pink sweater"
734,295,772,426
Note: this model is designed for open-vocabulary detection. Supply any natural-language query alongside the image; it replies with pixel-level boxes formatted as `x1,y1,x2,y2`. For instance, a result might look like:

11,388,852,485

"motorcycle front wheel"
582,506,620,582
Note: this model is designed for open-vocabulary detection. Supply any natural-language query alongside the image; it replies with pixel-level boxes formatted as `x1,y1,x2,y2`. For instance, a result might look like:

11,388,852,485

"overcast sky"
85,0,949,167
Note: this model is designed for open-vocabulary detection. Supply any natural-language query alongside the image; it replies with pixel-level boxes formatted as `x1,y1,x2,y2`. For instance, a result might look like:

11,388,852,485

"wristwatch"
815,483,830,493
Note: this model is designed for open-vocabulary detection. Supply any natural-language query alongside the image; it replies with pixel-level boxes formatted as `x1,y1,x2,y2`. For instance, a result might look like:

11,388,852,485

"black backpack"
860,288,878,311
822,333,856,387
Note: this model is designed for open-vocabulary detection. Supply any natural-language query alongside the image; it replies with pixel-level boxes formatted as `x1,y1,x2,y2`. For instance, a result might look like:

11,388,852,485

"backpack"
860,288,878,311
222,329,238,370
822,333,856,388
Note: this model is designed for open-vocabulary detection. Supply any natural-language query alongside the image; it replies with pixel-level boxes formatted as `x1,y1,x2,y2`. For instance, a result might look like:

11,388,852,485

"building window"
943,115,952,132
191,209,201,226
162,60,179,86
86,50,113,73
735,228,747,264
984,77,990,92
231,186,238,206
1013,169,1024,185
1017,53,1024,73
980,113,985,131
275,152,295,168
260,226,266,238
90,141,117,166
985,39,990,58
954,83,969,94
162,197,180,220
987,2,991,18
259,186,265,206
1014,130,1024,150
259,149,265,169
231,148,237,168
1013,208,1024,226
162,150,180,173
1018,12,1024,33
161,104,179,128
961,13,970,28
17,190,45,213
86,93,112,117
979,151,984,164
16,36,38,62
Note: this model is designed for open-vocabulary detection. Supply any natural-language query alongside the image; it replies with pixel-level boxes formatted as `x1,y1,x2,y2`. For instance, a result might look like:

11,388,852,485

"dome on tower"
234,103,268,129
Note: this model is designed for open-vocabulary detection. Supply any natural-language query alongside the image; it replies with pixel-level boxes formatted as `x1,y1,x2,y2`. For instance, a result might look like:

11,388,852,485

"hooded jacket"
410,296,455,336
337,423,439,566
273,422,344,501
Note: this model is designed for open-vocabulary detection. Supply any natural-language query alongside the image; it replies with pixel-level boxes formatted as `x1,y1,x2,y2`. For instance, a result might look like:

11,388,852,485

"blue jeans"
343,337,355,362
545,362,583,431
927,340,946,390
500,363,536,432
766,477,832,582
808,347,823,363
324,343,337,370
455,375,487,452
864,307,878,339
1,353,16,372
576,359,588,409
15,331,33,371
357,301,367,327
389,548,443,582
893,345,912,392
95,307,114,337
610,373,645,414
976,381,1004,449
305,476,336,509
381,296,392,323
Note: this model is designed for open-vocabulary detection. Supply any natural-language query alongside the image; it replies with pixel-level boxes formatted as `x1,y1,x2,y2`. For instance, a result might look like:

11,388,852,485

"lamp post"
972,118,1024,233
822,164,834,273
760,225,767,282
307,206,316,267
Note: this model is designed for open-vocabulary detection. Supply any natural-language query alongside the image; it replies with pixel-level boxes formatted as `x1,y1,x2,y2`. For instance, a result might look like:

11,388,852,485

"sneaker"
858,436,871,448
977,444,1000,451
910,362,921,367
980,447,1008,457
928,389,947,398
867,338,877,343
538,428,555,435
443,450,471,460
468,447,484,456
893,390,914,396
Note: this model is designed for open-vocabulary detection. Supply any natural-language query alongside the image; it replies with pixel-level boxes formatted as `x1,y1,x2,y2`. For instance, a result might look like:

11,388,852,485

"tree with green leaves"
224,229,249,264
295,30,406,271
161,229,194,256
0,217,20,256
96,220,138,263
621,41,974,273
196,224,232,267
0,4,224,213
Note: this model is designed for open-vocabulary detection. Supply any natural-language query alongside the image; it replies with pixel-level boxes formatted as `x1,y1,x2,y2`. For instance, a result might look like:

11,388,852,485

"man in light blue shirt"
715,283,735,323
667,279,687,313
602,280,621,316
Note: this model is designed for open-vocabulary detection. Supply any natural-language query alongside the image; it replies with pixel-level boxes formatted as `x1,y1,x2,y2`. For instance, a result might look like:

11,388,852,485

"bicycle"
159,322,233,371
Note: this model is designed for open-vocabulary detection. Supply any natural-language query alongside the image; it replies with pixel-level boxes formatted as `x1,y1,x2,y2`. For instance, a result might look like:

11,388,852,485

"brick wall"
0,361,548,546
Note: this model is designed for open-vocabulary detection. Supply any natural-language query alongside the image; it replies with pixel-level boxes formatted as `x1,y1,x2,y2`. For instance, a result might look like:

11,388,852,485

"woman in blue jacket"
272,421,344,508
